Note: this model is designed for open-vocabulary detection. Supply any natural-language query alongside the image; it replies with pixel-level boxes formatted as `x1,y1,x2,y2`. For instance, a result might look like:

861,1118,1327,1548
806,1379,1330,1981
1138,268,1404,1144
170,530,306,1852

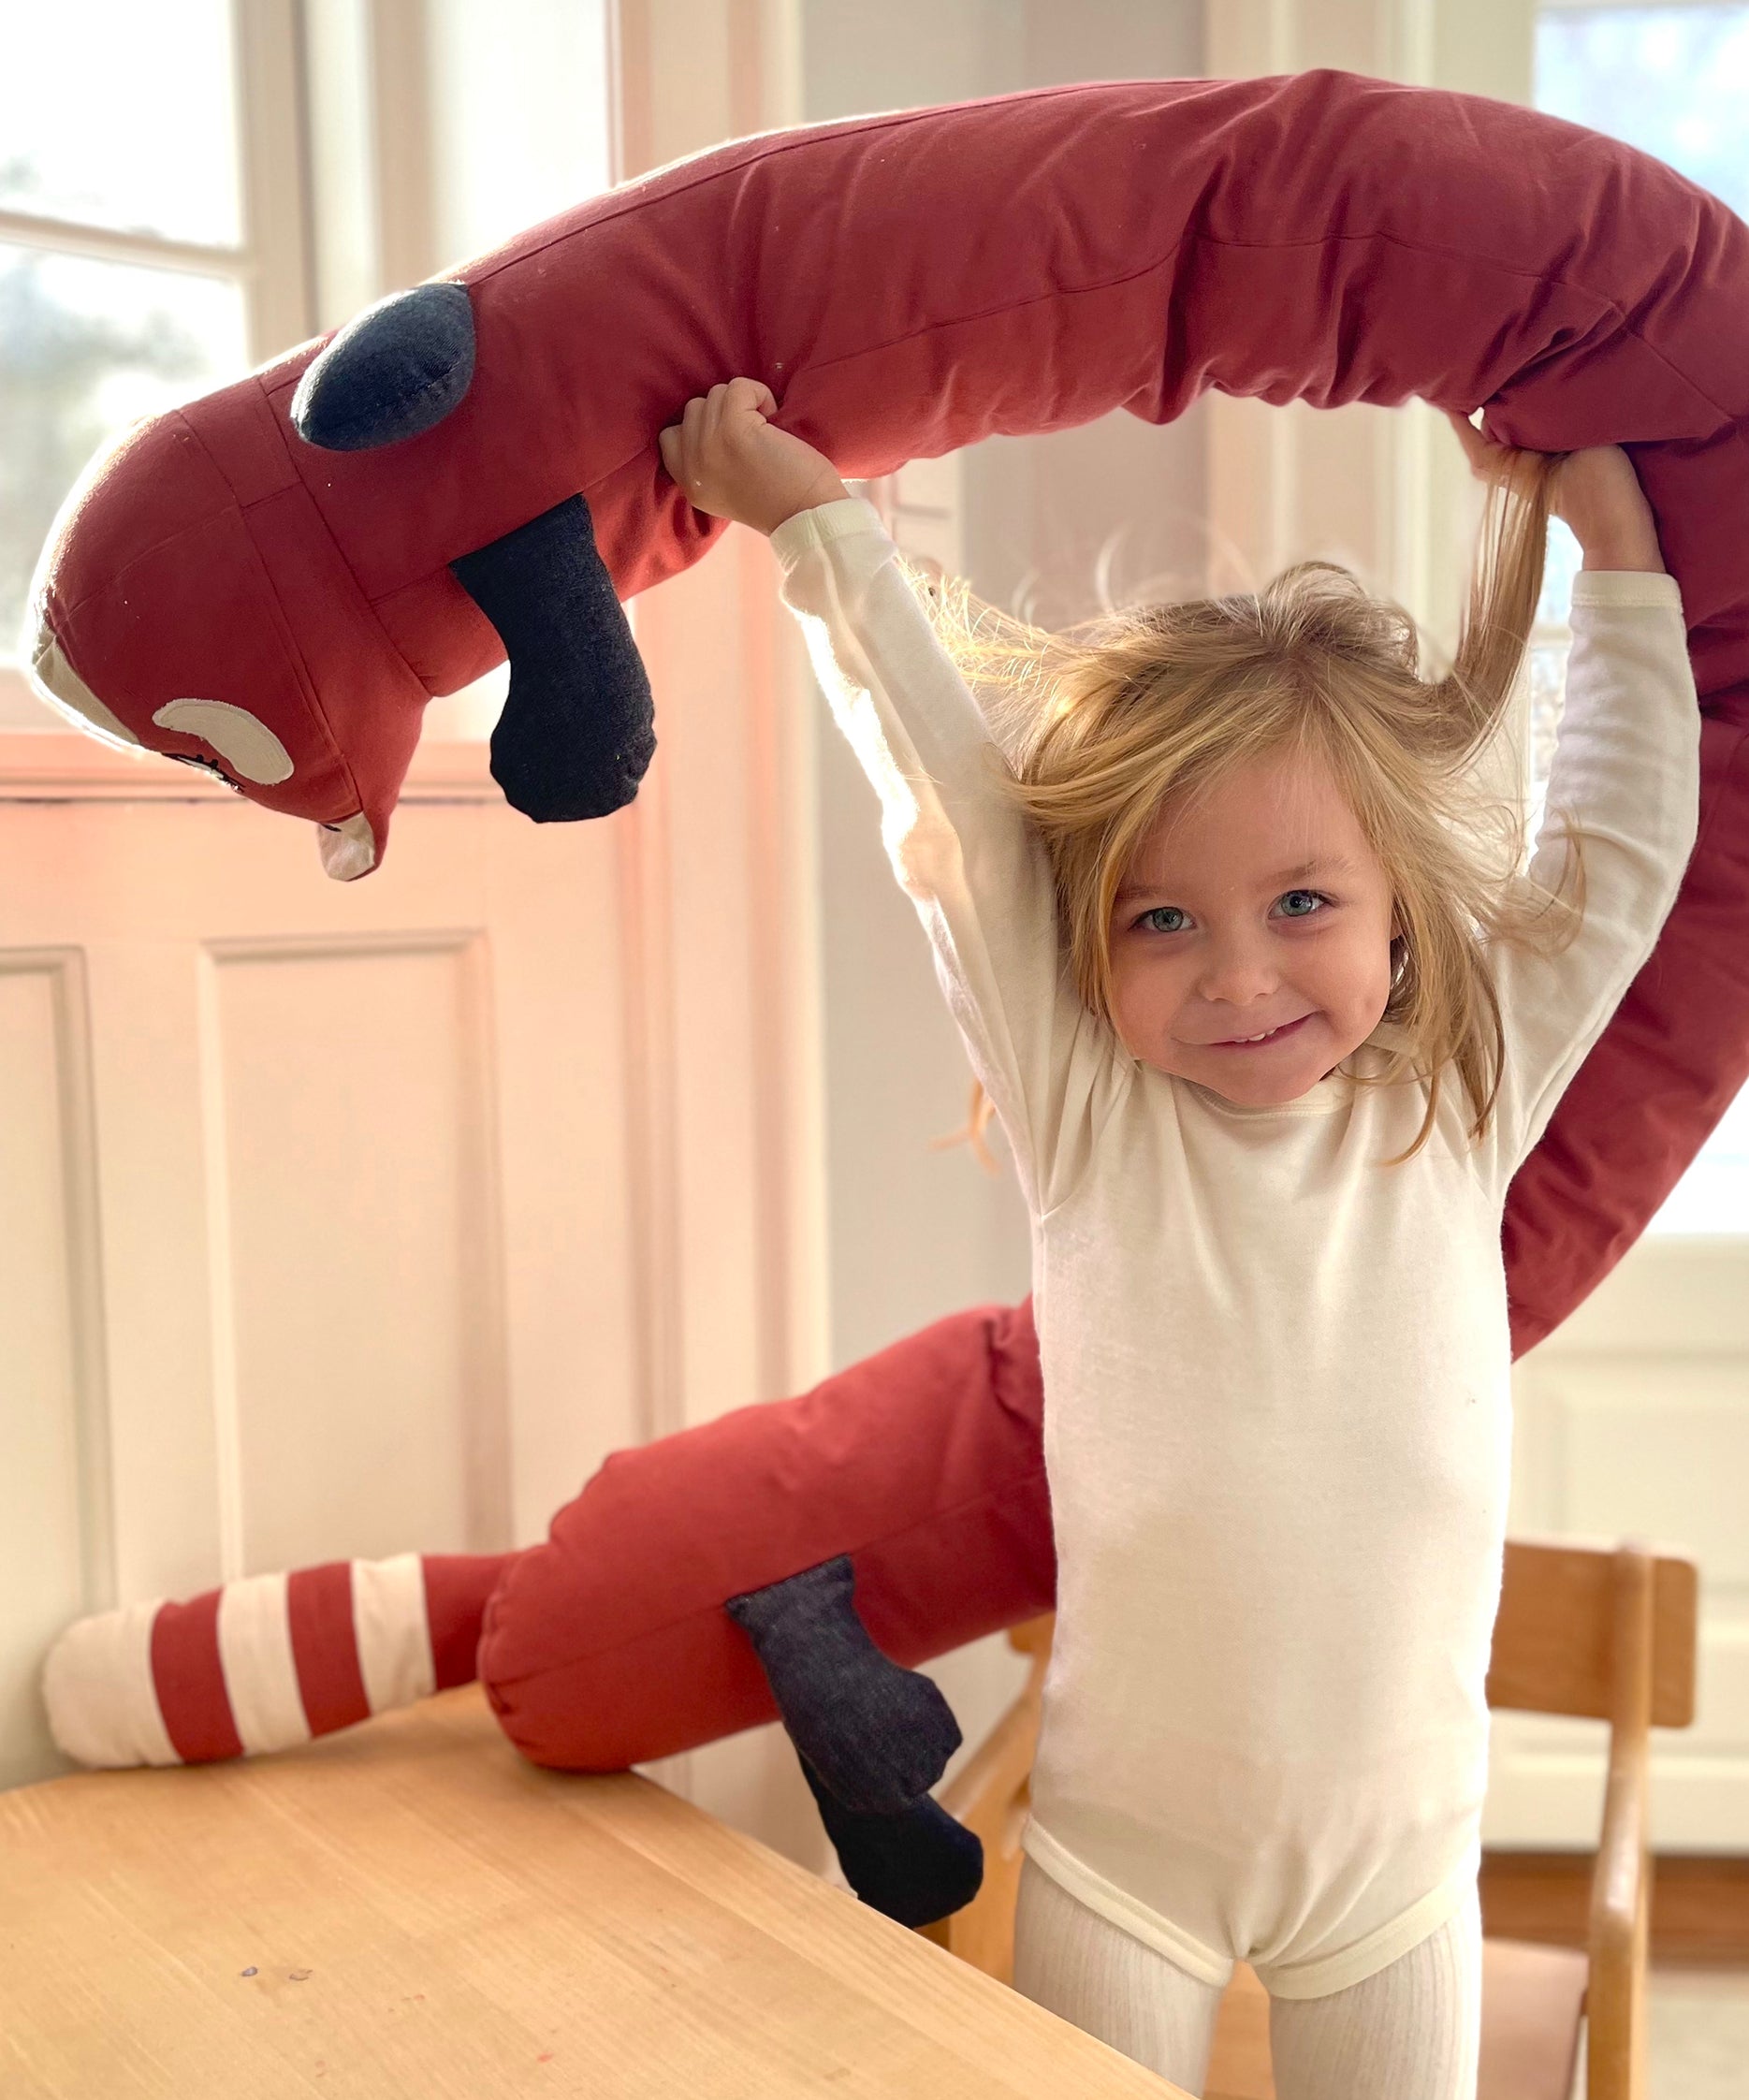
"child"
659,380,1697,2099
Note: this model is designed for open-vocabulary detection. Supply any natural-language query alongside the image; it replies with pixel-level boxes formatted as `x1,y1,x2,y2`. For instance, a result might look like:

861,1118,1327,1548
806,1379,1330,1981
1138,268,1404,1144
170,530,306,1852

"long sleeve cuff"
1568,570,1683,612
769,496,889,572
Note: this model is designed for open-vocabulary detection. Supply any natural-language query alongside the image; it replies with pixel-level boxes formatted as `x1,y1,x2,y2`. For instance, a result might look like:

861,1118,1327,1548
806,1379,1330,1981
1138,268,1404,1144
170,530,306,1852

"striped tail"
41,1552,514,1769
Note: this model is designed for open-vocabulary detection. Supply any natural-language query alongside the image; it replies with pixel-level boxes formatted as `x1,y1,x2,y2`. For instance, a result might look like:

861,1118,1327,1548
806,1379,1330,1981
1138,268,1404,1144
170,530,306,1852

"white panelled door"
0,745,642,1789
1492,1250,1749,1851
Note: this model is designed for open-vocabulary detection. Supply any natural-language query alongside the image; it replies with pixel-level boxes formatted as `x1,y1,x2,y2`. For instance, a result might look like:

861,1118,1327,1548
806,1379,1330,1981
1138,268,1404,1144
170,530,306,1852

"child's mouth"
1207,1014,1311,1050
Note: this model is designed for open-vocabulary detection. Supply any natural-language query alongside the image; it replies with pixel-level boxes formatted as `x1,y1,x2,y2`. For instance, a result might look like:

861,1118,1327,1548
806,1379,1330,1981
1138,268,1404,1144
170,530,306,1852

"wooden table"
0,1686,1184,2098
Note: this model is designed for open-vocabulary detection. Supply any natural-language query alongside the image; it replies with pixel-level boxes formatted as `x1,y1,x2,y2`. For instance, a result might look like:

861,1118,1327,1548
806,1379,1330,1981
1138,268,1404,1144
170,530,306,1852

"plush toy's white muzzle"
318,812,378,881
24,618,141,750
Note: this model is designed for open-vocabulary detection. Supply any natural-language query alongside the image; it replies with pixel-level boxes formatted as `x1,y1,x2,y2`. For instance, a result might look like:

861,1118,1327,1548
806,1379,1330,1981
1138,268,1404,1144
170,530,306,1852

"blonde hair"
930,449,1577,1163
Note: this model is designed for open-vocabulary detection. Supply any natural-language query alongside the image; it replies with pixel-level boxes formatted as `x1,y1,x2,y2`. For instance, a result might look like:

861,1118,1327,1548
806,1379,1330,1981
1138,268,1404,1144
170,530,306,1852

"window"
1532,0,1749,1232
1538,1,1749,216
0,0,311,729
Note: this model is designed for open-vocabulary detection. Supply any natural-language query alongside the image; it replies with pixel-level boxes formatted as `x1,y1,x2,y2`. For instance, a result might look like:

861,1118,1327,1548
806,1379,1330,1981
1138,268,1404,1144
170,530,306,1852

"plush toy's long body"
32,74,1749,1868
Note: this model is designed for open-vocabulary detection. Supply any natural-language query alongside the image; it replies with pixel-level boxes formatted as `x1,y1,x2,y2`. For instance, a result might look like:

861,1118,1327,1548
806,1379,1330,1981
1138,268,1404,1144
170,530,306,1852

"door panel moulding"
196,929,514,1571
0,948,116,1615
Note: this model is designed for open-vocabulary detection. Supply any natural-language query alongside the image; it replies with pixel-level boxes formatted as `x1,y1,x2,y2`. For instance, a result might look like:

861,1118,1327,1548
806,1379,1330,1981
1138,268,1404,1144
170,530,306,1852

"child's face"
1108,750,1397,1104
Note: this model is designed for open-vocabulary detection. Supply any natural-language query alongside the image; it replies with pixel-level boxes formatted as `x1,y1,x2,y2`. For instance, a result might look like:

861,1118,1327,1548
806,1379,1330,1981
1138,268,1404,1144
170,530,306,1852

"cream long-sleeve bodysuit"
771,498,1699,2001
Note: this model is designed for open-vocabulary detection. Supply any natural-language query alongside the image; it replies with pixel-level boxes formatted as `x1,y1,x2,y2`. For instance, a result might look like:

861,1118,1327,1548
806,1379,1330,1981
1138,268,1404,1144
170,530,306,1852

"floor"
1569,1968,1749,2098
1648,1969,1749,2100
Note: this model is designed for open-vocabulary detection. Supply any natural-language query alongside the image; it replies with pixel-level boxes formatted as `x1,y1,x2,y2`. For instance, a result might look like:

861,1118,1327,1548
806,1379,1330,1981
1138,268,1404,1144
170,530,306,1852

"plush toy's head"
23,390,441,873
23,399,432,880
25,219,704,881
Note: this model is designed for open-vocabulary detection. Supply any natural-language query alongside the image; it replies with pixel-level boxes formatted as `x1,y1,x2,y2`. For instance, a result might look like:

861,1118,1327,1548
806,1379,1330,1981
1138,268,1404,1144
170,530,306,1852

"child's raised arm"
660,382,1105,1208
1446,416,1699,1171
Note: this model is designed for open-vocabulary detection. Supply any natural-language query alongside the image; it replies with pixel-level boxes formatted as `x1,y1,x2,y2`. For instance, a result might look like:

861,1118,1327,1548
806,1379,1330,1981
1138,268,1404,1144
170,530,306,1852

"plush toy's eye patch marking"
152,699,294,785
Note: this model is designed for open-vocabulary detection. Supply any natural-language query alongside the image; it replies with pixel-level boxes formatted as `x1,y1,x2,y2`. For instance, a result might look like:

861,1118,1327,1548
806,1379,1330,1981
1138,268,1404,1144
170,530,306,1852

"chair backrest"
1486,1537,1698,1727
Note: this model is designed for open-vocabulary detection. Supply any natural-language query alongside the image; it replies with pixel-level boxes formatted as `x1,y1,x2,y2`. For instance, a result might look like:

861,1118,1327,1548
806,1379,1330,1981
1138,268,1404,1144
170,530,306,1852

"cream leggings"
1013,1860,1482,2100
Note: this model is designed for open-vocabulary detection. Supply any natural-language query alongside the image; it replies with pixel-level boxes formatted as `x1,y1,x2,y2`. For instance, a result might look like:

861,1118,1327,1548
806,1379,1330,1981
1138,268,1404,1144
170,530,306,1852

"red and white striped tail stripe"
43,1553,459,1769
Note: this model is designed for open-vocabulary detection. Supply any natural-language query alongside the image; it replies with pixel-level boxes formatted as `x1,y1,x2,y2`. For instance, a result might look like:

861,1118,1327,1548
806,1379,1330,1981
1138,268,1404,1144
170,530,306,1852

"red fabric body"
482,1301,1051,1769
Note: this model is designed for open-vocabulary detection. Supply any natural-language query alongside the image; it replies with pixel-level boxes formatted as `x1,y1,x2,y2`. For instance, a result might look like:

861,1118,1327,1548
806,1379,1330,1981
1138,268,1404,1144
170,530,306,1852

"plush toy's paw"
452,495,657,822
726,1555,963,1816
290,284,476,452
800,1756,984,1928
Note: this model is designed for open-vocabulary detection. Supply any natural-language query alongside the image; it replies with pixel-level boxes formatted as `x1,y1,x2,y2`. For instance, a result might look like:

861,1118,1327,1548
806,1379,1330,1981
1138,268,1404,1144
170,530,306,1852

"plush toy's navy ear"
451,496,656,822
291,284,476,452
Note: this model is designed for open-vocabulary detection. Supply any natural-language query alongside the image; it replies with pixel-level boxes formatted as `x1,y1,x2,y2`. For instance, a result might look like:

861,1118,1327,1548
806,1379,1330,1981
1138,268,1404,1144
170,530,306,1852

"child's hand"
1443,409,1665,574
659,378,849,535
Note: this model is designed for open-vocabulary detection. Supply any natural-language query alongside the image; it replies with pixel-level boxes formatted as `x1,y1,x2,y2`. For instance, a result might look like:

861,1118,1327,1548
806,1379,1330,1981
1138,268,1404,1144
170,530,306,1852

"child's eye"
1275,889,1328,920
1136,905,1190,934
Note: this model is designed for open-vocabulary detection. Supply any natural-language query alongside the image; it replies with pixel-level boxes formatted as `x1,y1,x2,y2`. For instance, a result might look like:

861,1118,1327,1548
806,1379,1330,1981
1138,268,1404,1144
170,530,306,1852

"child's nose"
1197,931,1279,1006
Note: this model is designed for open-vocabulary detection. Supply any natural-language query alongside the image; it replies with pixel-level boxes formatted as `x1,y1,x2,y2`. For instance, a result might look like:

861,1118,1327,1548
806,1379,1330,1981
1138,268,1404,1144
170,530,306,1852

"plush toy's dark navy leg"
450,497,657,822
798,1757,984,1930
724,1556,961,1815
727,1556,983,1927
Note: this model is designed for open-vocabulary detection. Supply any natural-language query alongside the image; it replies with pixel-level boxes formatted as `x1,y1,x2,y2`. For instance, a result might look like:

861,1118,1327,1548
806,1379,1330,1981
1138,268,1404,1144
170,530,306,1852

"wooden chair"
919,1538,1698,2100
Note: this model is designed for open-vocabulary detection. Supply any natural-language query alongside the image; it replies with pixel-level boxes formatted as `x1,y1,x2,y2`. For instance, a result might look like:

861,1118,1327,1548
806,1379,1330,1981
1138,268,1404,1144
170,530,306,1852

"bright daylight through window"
0,0,250,680
1533,1,1749,1232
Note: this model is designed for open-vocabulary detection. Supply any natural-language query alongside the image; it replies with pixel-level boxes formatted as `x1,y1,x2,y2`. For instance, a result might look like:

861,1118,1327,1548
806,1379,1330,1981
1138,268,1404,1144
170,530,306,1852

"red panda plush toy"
35,73,1749,1900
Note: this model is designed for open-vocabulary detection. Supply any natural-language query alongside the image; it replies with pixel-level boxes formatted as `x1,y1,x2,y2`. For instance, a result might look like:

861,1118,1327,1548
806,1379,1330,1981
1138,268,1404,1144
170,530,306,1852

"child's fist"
1443,409,1664,574
659,378,849,534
